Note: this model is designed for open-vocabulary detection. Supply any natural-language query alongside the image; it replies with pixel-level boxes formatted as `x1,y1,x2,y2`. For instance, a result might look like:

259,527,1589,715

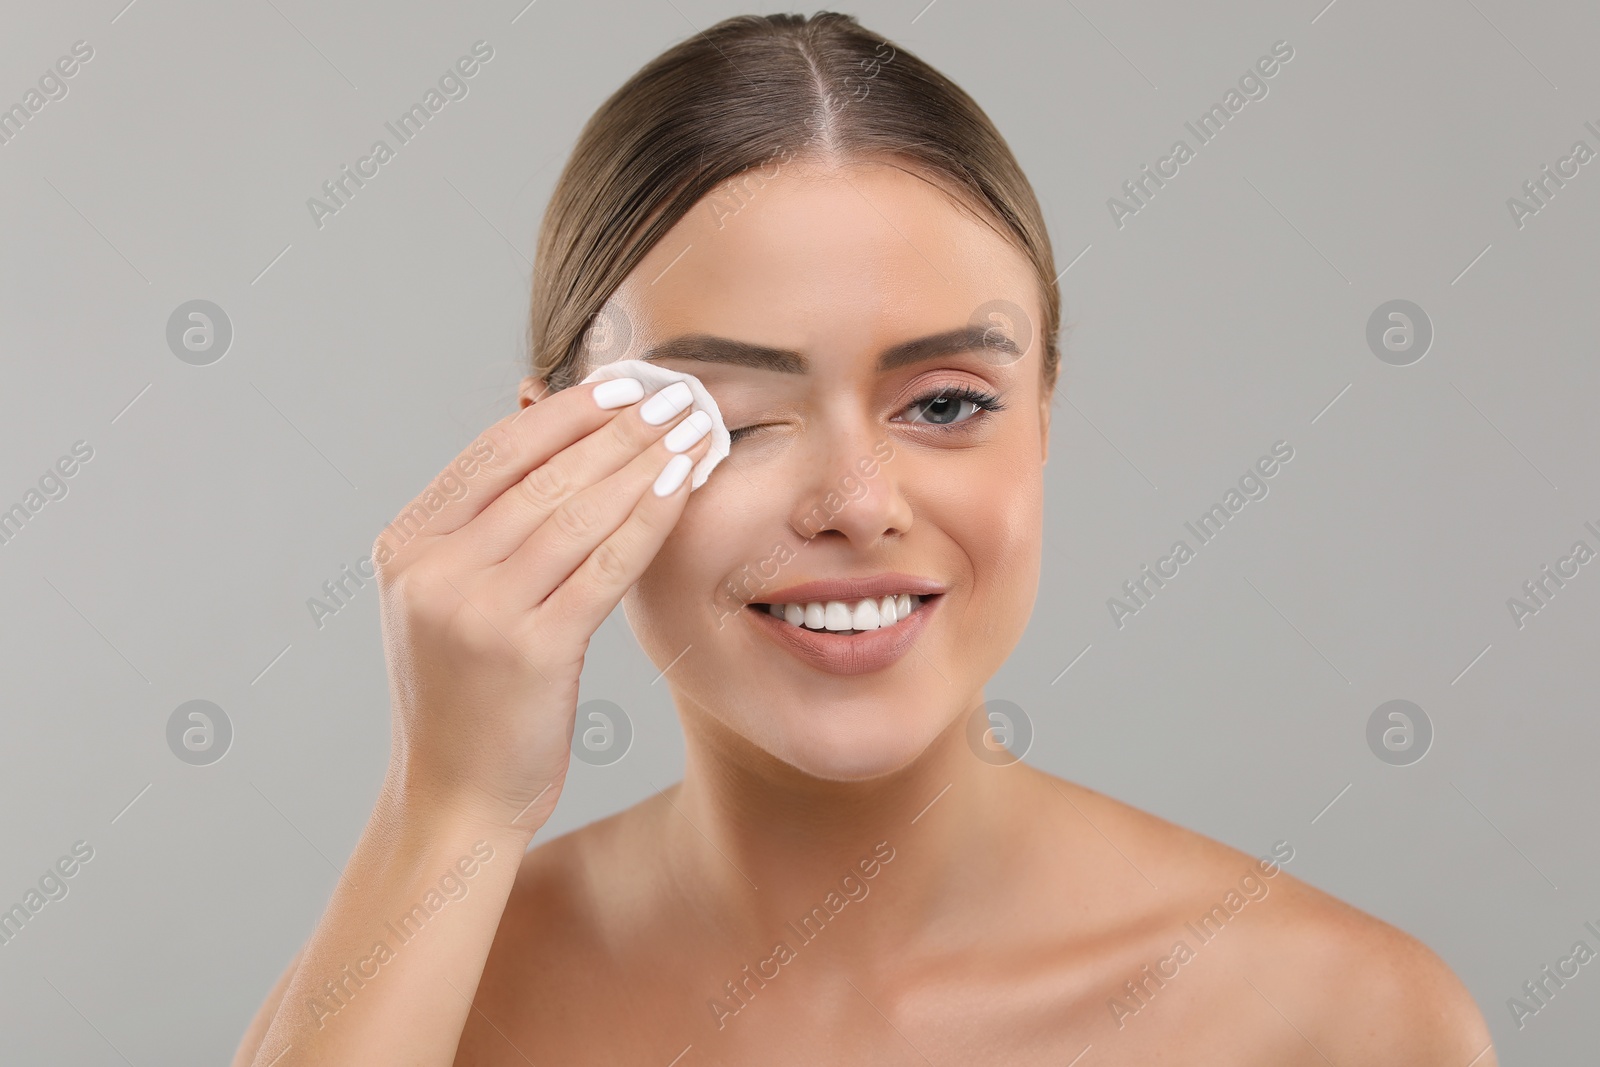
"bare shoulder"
463,795,669,1037
1037,773,1496,1064
1243,878,1497,1066
455,796,679,1064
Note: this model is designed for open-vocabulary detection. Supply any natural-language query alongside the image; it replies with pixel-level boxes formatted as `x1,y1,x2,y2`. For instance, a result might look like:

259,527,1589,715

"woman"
235,12,1494,1065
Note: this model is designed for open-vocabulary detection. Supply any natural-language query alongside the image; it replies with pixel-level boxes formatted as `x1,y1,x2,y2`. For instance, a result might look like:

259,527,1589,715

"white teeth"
762,594,925,633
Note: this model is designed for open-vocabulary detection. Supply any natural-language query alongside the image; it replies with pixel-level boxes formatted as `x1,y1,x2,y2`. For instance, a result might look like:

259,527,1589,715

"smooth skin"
234,160,1496,1066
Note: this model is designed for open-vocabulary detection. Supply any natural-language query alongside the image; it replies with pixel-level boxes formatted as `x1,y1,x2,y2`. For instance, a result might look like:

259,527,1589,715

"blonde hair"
529,11,1061,393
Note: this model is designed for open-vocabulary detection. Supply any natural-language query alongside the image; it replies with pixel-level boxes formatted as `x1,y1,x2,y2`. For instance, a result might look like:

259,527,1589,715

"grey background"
1,0,1594,1062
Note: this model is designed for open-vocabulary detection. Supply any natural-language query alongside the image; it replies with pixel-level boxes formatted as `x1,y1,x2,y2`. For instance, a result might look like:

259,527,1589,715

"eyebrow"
639,324,1020,374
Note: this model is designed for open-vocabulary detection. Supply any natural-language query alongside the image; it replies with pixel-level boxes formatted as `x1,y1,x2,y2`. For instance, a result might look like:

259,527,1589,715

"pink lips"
753,573,948,605
744,592,941,676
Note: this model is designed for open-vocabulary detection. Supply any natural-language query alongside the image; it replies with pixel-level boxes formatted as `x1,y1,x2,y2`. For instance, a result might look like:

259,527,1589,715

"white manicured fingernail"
652,453,692,496
593,377,645,409
664,409,713,452
640,381,693,425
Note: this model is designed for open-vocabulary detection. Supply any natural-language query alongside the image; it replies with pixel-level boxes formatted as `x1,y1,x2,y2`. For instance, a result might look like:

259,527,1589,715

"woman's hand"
372,376,714,835
233,379,715,1067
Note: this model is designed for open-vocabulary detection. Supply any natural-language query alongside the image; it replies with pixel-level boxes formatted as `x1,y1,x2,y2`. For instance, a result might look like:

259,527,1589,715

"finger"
497,417,715,609
376,378,650,558
538,430,710,637
457,381,703,564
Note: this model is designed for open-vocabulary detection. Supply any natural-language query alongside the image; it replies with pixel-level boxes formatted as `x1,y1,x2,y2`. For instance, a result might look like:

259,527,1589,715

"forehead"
607,160,1038,362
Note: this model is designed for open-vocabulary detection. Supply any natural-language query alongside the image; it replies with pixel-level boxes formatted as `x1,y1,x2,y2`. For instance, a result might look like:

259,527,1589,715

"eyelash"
726,385,1006,444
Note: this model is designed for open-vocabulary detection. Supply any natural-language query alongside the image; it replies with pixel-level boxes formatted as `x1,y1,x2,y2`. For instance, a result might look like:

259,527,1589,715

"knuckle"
370,533,400,578
478,422,516,471
551,493,603,544
394,562,450,613
586,537,634,588
518,463,569,513
371,527,425,586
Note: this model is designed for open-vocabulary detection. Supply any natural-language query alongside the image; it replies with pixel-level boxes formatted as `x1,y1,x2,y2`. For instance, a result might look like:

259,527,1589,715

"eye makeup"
725,383,1006,444
895,384,1005,428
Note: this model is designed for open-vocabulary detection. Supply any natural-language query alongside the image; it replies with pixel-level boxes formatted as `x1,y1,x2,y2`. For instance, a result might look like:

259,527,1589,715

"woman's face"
588,159,1048,781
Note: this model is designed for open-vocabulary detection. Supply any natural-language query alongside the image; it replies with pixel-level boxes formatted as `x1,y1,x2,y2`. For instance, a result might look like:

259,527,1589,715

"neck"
666,702,1034,956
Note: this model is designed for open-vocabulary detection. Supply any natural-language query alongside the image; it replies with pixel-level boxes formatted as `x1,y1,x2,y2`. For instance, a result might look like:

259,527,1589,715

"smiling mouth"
747,593,935,636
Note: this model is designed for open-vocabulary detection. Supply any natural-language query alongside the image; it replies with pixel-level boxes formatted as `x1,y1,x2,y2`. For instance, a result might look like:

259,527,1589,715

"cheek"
1000,455,1045,560
971,475,1041,563
626,476,772,633
921,447,1043,627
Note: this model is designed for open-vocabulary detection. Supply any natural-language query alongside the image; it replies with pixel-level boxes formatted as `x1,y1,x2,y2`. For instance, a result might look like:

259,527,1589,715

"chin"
737,699,952,782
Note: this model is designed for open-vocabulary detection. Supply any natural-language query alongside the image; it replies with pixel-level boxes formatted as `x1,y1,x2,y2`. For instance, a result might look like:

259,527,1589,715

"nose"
785,426,911,547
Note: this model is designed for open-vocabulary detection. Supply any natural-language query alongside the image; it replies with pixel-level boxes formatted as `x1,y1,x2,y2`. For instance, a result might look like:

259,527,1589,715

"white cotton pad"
578,359,731,489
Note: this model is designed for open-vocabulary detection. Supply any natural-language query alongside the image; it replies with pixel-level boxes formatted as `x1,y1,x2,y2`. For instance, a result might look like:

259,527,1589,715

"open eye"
727,384,1006,444
897,385,1005,428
